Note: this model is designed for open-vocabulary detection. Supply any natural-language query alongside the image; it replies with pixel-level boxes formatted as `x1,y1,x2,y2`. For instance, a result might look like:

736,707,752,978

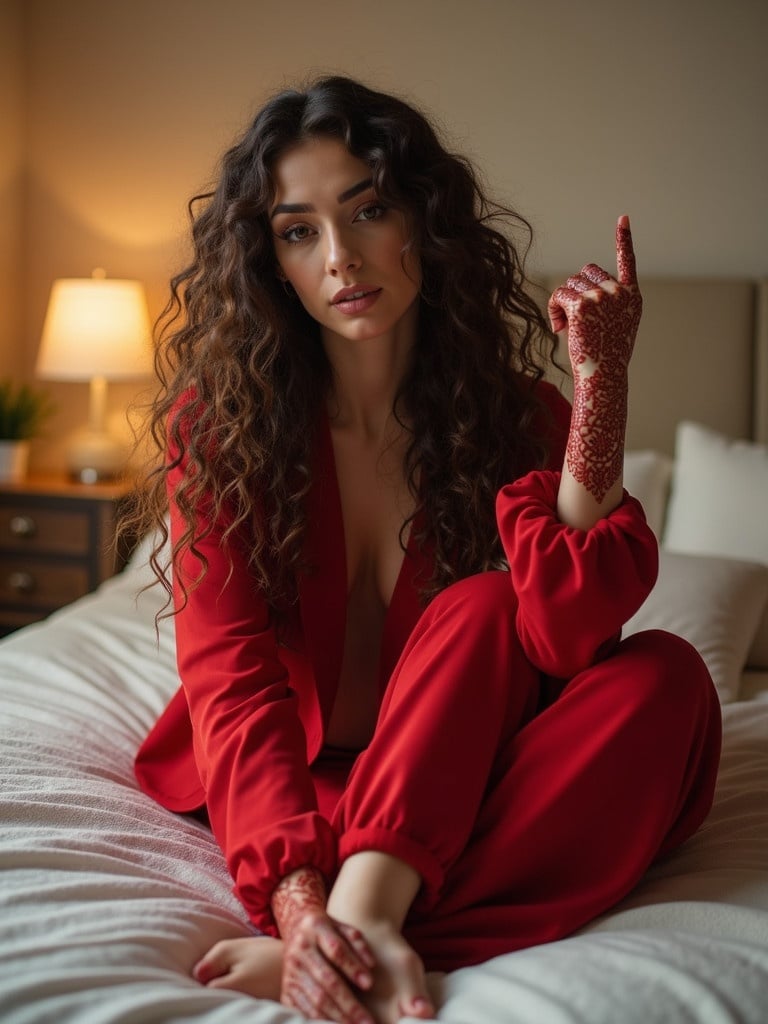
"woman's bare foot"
193,935,284,1000
346,919,434,1024
326,850,437,1022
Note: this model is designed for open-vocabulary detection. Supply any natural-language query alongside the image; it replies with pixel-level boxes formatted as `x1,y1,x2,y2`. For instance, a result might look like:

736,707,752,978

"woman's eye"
356,204,386,222
281,224,313,244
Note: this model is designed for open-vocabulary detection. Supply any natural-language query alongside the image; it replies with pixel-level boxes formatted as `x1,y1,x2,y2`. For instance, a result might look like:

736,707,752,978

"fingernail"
356,971,372,989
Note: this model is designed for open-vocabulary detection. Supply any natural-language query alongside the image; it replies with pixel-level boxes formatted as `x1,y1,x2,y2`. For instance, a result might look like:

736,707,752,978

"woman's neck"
323,313,417,441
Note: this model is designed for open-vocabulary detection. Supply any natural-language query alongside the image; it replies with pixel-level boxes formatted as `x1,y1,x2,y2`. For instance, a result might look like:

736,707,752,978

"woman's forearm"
557,372,627,530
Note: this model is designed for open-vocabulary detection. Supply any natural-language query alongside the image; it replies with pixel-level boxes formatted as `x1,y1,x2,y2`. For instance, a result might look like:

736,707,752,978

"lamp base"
67,428,125,484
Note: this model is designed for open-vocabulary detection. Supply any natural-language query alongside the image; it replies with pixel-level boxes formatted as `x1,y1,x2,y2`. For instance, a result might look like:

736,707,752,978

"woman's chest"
330,427,415,608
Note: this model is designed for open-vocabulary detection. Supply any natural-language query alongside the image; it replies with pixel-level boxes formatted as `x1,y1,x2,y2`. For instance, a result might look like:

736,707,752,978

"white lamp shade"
36,277,154,381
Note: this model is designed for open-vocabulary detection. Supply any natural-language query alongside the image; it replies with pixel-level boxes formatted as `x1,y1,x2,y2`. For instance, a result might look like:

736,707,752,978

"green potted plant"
0,379,54,483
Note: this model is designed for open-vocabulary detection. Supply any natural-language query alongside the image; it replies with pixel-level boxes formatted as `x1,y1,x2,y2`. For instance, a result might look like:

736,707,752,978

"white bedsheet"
1,562,767,1023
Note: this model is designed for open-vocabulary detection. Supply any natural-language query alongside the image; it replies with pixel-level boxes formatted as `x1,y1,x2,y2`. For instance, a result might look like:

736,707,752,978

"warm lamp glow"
36,271,154,482
36,275,153,380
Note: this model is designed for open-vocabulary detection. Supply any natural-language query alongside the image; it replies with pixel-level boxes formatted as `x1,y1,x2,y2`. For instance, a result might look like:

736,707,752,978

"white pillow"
664,421,768,561
623,450,673,537
662,421,768,668
623,550,768,703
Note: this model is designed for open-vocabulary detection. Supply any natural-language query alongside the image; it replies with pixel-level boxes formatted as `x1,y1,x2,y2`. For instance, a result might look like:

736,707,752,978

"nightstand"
0,475,134,637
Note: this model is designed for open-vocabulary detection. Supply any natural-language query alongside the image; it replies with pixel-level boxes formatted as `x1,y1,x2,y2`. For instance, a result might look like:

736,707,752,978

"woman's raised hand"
547,214,642,394
548,216,643,505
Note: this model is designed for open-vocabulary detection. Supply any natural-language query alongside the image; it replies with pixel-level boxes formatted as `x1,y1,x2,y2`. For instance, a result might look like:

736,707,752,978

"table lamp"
36,270,154,482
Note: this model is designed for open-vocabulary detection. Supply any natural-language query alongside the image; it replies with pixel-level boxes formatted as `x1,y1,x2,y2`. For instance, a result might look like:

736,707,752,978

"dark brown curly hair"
126,75,558,617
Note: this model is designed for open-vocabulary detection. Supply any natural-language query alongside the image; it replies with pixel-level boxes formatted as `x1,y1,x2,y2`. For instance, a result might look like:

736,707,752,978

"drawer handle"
8,571,35,593
9,515,37,538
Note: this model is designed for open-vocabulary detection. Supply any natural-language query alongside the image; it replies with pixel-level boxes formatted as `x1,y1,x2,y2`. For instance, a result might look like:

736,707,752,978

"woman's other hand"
273,866,377,1023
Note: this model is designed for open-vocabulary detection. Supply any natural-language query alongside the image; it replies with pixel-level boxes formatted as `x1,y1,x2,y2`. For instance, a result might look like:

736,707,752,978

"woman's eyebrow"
337,178,374,203
271,178,374,218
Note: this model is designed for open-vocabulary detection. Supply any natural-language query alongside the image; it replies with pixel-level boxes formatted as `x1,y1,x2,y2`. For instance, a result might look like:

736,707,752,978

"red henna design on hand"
548,216,643,502
272,864,328,938
272,867,376,1023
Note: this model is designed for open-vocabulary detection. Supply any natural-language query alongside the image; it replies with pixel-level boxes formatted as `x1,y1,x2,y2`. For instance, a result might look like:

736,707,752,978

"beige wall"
7,0,768,470
0,0,25,379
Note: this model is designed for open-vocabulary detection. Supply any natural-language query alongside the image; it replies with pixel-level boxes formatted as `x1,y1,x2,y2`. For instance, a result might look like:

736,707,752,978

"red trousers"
311,571,722,972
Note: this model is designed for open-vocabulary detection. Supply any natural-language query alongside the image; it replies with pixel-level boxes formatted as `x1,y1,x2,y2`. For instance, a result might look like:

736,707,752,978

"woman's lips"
331,287,382,315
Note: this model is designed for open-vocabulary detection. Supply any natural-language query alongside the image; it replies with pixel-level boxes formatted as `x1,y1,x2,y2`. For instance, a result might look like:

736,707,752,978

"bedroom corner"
1,3,767,1022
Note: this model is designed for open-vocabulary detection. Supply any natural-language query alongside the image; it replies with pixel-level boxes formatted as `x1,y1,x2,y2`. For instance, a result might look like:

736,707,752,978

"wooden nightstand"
0,475,134,637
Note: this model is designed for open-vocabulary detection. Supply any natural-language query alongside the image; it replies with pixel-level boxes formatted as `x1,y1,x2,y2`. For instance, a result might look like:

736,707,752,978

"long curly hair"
126,75,558,617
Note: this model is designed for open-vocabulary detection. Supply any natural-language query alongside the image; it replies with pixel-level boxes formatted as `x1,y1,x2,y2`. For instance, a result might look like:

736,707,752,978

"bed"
2,278,768,1023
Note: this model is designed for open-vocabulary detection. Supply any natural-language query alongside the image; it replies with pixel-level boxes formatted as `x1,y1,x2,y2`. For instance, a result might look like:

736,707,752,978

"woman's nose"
325,228,362,276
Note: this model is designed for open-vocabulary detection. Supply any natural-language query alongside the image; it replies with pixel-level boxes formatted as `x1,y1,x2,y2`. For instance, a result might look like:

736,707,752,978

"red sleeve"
168,422,337,935
497,473,657,677
497,382,658,678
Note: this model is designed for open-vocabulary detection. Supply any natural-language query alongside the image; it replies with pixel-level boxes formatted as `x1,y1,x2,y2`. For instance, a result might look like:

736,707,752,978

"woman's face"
270,136,421,348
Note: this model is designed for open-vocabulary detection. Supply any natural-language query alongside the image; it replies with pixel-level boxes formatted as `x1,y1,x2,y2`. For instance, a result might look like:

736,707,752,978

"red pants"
312,571,722,972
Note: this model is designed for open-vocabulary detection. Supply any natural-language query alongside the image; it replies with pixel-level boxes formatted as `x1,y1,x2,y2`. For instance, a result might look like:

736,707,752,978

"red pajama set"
135,381,722,971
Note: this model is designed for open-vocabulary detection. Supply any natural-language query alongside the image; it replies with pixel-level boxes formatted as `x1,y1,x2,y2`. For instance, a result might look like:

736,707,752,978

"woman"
132,76,721,1024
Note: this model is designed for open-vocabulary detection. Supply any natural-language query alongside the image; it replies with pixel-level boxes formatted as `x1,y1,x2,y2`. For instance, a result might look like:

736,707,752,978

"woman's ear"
276,267,295,298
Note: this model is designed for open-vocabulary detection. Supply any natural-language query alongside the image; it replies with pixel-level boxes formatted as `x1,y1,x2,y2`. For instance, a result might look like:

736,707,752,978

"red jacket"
135,380,657,934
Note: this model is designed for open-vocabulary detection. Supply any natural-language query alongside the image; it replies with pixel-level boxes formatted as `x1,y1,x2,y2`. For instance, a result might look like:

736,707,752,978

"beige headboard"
537,277,768,456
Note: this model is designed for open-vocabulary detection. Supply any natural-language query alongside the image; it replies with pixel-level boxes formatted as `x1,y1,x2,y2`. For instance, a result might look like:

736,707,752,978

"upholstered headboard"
537,277,768,455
